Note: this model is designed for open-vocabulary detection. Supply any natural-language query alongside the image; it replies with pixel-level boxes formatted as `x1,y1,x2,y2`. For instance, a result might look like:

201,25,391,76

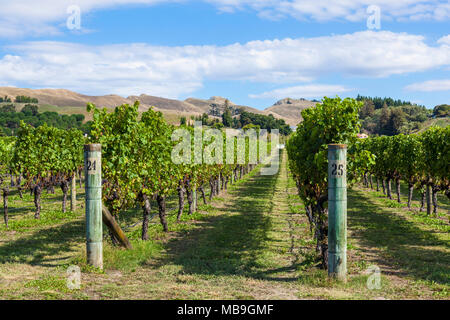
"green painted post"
328,144,347,281
84,144,103,269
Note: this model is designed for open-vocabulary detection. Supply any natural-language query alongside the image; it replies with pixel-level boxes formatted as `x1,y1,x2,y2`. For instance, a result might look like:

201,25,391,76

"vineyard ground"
0,152,448,299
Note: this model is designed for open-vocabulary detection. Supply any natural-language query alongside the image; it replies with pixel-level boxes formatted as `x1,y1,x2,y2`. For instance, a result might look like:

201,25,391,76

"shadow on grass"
115,194,190,228
397,182,450,214
150,166,303,281
348,188,450,285
0,219,84,267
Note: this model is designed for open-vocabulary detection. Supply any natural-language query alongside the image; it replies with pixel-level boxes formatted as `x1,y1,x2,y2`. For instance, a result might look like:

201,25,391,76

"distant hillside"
0,87,129,108
128,94,203,113
359,100,449,135
0,87,316,126
0,87,446,134
265,98,318,125
185,96,267,116
415,117,450,133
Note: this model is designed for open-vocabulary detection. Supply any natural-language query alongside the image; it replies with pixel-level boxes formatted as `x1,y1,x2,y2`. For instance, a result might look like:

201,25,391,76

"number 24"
87,160,96,171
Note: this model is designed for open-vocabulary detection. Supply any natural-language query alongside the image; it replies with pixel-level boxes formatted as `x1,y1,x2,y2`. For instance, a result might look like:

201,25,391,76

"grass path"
346,186,449,298
87,152,308,299
0,151,448,299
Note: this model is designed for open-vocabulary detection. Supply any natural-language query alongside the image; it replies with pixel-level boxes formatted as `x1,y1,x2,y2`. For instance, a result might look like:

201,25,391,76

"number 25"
331,163,344,176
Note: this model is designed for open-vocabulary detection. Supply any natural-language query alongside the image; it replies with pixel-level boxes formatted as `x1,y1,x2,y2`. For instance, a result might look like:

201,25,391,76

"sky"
0,0,449,110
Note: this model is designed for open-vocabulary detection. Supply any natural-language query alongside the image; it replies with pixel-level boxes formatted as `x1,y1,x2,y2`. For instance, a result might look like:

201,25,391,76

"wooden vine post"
84,144,103,269
70,172,76,211
328,144,347,281
192,189,197,212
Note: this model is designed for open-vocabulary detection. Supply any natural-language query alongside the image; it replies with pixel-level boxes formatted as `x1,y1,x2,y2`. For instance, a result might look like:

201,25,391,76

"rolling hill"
0,87,315,126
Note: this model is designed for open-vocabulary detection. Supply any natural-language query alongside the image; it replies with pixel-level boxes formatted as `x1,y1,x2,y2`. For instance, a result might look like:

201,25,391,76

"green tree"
433,104,450,117
222,105,233,127
21,104,39,116
388,108,405,135
212,122,224,129
15,95,38,103
359,100,375,119
0,104,16,113
378,103,391,135
201,113,209,125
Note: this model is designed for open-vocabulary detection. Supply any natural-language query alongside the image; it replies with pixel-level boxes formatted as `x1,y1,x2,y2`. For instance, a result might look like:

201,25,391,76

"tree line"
14,96,39,104
227,110,292,135
0,95,39,103
356,94,423,109
0,104,91,135
183,108,292,135
359,100,433,136
0,96,12,103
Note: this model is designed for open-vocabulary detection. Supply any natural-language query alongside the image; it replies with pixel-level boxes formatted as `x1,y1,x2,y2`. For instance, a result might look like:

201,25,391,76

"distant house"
357,133,369,139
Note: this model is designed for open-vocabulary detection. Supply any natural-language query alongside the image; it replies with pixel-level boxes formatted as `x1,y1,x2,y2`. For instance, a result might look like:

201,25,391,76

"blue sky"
0,0,449,110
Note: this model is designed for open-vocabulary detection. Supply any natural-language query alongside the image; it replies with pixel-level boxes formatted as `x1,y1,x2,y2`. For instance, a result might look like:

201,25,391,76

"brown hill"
0,87,131,108
265,98,318,125
128,94,202,113
0,87,314,126
185,96,267,117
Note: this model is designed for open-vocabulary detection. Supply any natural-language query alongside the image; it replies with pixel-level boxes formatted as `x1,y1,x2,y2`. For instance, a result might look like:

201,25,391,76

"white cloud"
0,0,449,38
207,0,450,22
405,79,450,92
437,35,450,45
0,0,180,38
249,84,352,99
0,31,449,98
